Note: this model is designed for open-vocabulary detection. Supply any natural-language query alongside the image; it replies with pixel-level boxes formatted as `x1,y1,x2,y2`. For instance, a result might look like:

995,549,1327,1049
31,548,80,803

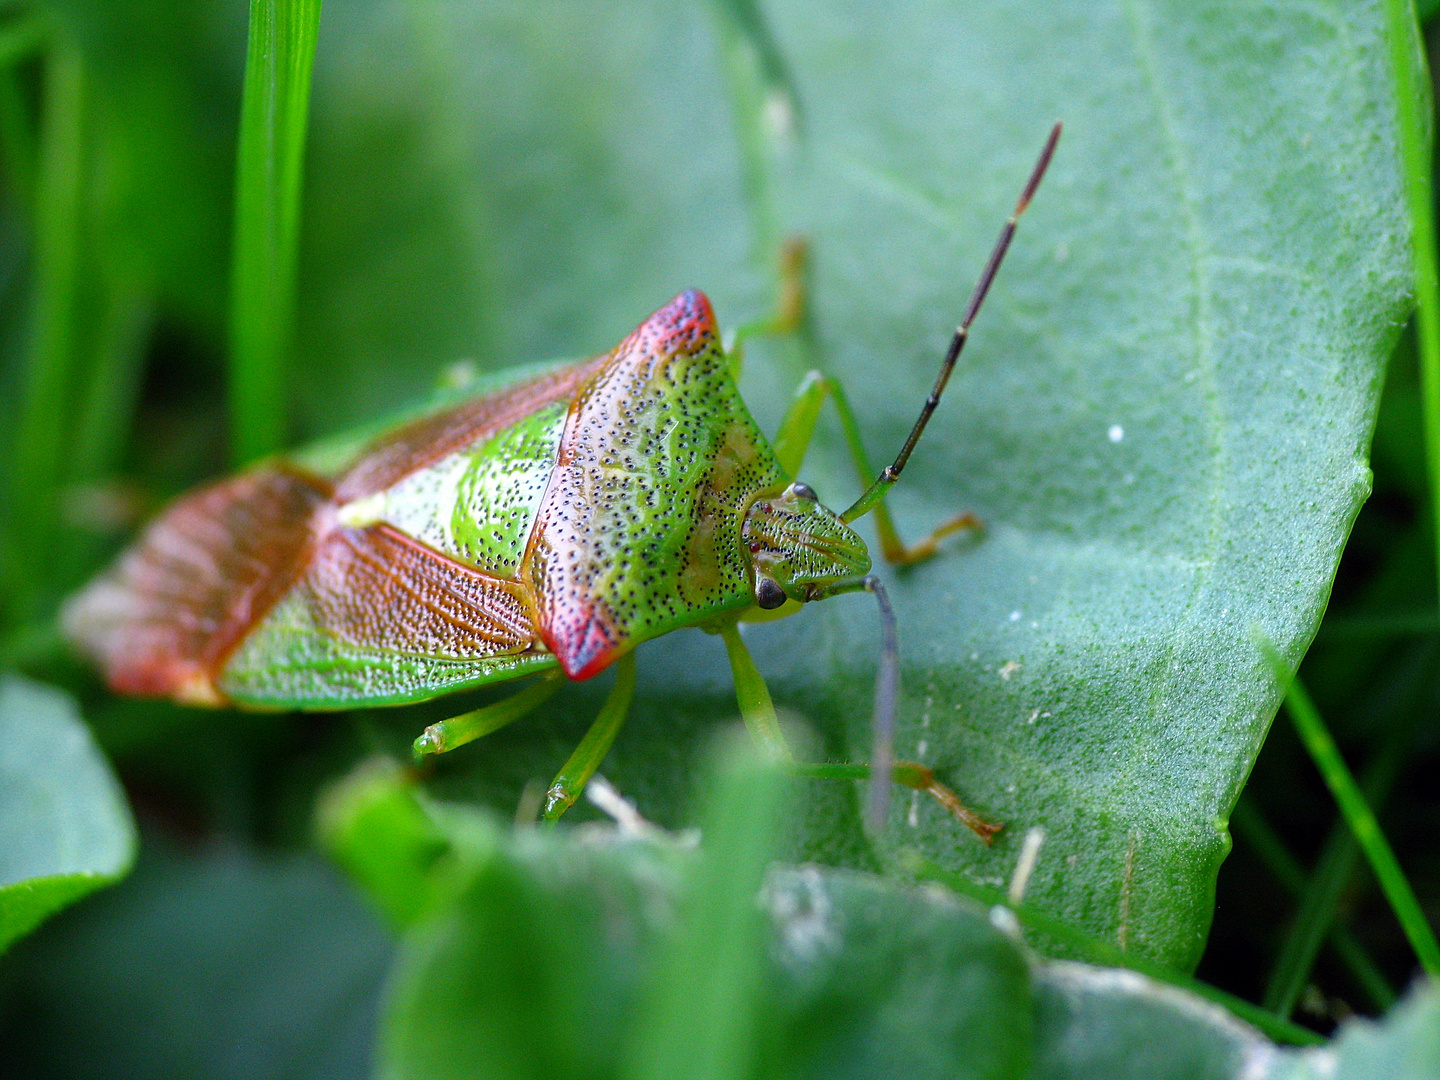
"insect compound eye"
754,576,788,610
789,481,817,502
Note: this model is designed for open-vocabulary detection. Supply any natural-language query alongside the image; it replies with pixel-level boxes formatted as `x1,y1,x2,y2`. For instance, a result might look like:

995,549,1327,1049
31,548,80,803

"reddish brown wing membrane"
62,467,329,704
302,524,535,657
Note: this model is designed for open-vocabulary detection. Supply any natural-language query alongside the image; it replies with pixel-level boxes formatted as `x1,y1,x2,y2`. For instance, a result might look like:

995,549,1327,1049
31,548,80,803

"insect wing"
62,467,328,705
64,359,606,707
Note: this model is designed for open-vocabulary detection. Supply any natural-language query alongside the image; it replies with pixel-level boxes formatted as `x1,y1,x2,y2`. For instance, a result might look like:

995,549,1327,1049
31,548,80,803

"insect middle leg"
718,623,997,842
771,370,982,566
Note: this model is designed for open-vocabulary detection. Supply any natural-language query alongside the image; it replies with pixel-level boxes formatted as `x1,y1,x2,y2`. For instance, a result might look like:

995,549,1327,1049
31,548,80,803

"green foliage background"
0,0,1437,1076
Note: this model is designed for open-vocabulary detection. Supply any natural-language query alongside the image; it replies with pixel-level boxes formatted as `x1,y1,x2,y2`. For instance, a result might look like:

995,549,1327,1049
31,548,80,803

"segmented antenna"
841,122,1062,525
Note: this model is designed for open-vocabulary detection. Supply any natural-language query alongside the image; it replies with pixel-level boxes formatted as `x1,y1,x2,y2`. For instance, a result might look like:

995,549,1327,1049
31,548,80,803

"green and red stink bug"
63,124,1060,839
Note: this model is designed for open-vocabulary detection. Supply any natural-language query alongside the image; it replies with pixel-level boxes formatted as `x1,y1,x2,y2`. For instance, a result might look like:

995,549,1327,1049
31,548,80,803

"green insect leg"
773,370,981,567
542,652,638,821
718,624,998,842
719,623,792,761
413,671,564,758
724,237,808,381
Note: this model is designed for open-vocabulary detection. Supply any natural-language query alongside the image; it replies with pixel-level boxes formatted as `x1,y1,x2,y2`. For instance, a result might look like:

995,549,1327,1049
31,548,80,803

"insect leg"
790,762,1001,843
773,370,983,566
725,237,808,381
719,607,998,841
719,623,795,761
816,574,999,841
542,652,638,821
413,671,564,758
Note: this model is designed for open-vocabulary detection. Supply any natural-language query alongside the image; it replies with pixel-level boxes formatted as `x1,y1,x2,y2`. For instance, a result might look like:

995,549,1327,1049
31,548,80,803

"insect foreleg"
542,652,638,821
725,237,809,382
413,671,565,758
719,623,794,761
773,370,982,567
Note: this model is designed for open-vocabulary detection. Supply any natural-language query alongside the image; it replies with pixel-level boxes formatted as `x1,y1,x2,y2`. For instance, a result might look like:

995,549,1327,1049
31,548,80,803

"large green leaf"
294,0,1411,969
0,835,392,1078
1032,964,1440,1080
0,673,135,952
318,760,1433,1079
758,0,1412,967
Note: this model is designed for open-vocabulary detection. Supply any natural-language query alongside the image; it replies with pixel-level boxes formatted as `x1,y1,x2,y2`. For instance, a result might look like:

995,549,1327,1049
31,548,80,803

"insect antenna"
841,121,1062,525
862,574,899,833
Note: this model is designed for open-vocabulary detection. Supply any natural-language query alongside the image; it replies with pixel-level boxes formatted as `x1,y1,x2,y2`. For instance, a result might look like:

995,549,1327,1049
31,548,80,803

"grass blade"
1233,799,1397,1013
228,0,322,465
623,738,789,1080
1383,0,1440,598
1261,642,1440,982
0,15,45,68
7,32,82,622
1258,645,1432,1017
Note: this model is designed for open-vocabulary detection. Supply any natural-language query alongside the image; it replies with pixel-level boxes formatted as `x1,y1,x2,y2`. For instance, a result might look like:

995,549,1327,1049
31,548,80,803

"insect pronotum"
64,123,1060,838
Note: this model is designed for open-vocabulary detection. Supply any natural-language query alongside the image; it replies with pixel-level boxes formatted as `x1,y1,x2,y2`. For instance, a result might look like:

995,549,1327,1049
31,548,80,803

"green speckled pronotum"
65,126,1059,835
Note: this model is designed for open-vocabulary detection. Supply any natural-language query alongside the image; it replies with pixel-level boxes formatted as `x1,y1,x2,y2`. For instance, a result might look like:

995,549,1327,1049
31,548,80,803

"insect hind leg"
791,761,1000,843
413,671,564,758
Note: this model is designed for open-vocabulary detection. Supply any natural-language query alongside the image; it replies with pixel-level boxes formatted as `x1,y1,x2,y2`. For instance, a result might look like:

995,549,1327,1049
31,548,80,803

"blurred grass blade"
1383,0,1440,599
228,0,322,465
70,282,151,483
0,15,45,67
8,32,82,620
1260,639,1440,982
623,737,789,1080
1259,655,1428,1018
0,66,36,210
1233,798,1396,1013
707,0,800,261
1235,799,1398,1014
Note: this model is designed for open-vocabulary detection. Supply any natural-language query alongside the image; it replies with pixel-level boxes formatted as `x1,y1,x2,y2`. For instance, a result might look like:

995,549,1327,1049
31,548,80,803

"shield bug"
63,124,1059,838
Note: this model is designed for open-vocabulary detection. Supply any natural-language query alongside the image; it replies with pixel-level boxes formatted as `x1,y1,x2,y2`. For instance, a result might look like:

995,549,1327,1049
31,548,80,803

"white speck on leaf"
999,661,1021,680
1108,424,1125,443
